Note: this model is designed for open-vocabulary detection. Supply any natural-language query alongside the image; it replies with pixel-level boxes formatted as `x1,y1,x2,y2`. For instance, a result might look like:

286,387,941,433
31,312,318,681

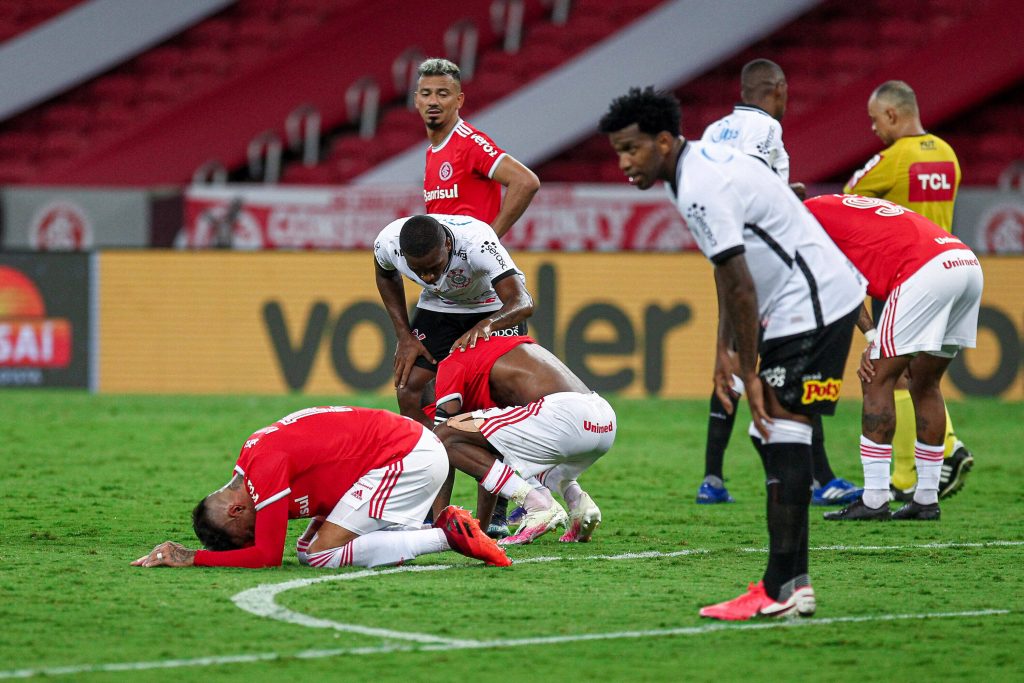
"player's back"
238,406,423,516
701,105,789,181
843,133,960,230
676,141,864,339
805,194,969,298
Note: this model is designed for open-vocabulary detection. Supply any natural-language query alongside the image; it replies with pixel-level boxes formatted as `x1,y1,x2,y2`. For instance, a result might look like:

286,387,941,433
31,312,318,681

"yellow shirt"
843,133,960,231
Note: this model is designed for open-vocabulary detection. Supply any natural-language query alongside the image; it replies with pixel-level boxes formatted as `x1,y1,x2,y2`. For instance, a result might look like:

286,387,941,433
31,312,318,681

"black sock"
761,441,813,600
810,415,836,486
704,391,737,480
493,496,509,519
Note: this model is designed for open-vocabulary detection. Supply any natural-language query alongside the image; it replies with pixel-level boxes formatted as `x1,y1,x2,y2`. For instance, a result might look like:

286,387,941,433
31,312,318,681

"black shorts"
758,306,858,416
409,308,528,372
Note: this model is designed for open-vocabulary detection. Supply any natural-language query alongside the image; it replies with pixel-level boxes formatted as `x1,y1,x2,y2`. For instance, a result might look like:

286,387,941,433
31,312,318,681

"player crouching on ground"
425,335,614,546
132,406,510,569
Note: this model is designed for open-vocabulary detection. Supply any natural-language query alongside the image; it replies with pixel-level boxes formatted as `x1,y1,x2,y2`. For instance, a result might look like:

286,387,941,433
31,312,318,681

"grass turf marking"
0,609,1011,680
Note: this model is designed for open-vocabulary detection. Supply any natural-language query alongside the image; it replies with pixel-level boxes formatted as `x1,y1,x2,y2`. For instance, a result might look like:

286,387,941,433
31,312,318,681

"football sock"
913,441,944,505
809,414,836,486
891,389,918,490
760,419,813,601
306,529,448,569
492,496,509,521
860,435,892,509
704,390,737,479
702,474,725,489
942,403,958,458
481,461,530,500
560,480,584,511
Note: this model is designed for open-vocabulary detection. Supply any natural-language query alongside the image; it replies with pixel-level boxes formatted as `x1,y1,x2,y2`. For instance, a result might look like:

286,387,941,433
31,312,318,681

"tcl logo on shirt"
908,161,956,201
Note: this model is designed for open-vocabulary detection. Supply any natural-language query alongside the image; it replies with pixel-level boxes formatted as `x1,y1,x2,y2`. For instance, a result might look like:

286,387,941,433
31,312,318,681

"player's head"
415,58,464,132
192,480,256,551
599,86,682,190
740,58,787,121
400,215,452,285
868,80,919,145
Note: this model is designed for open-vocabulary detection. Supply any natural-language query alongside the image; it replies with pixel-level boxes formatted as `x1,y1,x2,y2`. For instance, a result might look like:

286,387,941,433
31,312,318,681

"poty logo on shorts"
801,378,842,404
439,161,453,181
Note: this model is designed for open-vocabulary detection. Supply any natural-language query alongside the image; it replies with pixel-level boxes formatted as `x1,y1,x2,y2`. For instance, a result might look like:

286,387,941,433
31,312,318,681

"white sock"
306,529,448,569
481,461,529,499
561,480,583,511
913,441,944,505
860,435,892,509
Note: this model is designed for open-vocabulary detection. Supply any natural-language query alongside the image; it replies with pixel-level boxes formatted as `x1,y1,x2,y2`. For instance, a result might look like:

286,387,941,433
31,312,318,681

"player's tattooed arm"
451,274,534,352
714,254,771,437
131,541,197,568
489,155,540,239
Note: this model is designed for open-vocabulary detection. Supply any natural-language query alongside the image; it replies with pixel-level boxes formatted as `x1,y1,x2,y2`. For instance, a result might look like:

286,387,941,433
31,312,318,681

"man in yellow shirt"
845,80,972,504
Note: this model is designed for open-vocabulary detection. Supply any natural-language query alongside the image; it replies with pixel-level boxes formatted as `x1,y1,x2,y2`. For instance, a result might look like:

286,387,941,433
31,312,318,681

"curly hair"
192,497,243,551
399,215,445,257
598,86,681,137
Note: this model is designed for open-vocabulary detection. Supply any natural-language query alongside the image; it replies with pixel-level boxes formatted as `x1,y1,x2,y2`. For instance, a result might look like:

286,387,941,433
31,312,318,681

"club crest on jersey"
445,268,470,288
439,161,453,181
801,378,842,404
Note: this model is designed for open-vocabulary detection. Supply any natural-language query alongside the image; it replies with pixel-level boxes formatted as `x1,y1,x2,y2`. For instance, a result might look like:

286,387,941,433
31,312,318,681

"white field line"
2,540,1021,680
0,609,1012,680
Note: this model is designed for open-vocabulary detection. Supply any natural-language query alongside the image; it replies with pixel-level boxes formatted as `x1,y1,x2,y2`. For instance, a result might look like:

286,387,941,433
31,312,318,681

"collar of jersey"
669,138,690,197
431,118,465,153
734,103,772,118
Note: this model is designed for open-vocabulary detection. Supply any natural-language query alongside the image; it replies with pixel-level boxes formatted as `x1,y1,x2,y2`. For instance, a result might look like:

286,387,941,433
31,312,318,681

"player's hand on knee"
857,348,876,384
394,336,435,388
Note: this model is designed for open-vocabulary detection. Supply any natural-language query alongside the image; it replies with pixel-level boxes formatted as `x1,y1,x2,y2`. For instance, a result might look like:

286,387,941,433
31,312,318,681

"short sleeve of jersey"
844,152,895,197
464,128,507,179
373,219,404,271
676,161,746,262
434,359,467,409
475,236,519,282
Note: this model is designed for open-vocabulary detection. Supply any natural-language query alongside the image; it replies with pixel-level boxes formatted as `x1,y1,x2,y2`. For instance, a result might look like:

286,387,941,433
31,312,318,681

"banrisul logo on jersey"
0,254,91,388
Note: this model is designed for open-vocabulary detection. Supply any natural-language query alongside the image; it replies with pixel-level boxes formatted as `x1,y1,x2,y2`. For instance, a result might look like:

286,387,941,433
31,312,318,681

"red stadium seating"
0,0,82,42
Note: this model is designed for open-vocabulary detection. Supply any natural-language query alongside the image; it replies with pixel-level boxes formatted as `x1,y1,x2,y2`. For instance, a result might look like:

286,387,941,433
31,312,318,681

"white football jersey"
671,141,865,340
701,105,790,182
374,214,524,314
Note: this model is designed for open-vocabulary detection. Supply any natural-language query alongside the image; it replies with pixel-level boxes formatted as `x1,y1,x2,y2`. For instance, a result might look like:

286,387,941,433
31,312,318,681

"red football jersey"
435,335,536,412
193,406,423,568
805,195,970,300
424,118,507,223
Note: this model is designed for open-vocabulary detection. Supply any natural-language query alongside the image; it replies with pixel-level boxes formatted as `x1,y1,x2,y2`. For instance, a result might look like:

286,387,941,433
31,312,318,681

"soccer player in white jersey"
601,87,866,621
698,59,861,508
374,213,533,428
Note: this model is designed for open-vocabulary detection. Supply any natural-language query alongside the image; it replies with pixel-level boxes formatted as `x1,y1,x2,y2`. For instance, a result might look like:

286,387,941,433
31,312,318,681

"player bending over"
806,195,983,521
426,335,614,546
132,406,510,569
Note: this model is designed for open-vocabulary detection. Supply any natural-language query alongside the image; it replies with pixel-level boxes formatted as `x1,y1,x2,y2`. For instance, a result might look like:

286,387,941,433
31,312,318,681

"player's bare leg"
890,352,955,520
396,365,438,426
431,466,456,521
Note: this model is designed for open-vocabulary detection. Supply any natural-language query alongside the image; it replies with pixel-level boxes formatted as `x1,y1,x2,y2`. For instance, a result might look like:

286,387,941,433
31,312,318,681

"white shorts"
326,427,447,535
471,392,616,482
871,249,983,360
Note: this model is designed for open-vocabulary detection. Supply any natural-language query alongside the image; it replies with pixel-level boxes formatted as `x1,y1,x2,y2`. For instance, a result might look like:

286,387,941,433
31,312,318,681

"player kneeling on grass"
425,335,614,546
132,406,510,569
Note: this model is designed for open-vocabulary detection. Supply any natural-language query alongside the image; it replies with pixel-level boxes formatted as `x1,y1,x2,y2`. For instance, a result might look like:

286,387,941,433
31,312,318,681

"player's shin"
306,529,448,569
760,419,813,601
860,435,893,508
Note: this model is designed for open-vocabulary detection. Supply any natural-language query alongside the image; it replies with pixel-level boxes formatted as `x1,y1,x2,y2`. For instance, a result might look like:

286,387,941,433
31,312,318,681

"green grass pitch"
1,391,1022,681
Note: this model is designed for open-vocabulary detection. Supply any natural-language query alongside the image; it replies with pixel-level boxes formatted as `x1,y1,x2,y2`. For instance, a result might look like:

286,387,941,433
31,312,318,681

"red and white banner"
181,184,699,251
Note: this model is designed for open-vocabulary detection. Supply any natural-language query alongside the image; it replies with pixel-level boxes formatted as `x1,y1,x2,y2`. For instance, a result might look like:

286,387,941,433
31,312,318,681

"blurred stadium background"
1,0,1021,399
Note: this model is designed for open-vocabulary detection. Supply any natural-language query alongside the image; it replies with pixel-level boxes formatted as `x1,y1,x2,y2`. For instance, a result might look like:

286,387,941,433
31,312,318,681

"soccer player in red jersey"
416,58,539,239
806,195,983,522
131,406,510,569
424,335,615,546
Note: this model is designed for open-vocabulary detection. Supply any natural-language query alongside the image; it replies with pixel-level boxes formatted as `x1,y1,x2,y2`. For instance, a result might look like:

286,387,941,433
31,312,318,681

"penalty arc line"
0,609,1012,680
